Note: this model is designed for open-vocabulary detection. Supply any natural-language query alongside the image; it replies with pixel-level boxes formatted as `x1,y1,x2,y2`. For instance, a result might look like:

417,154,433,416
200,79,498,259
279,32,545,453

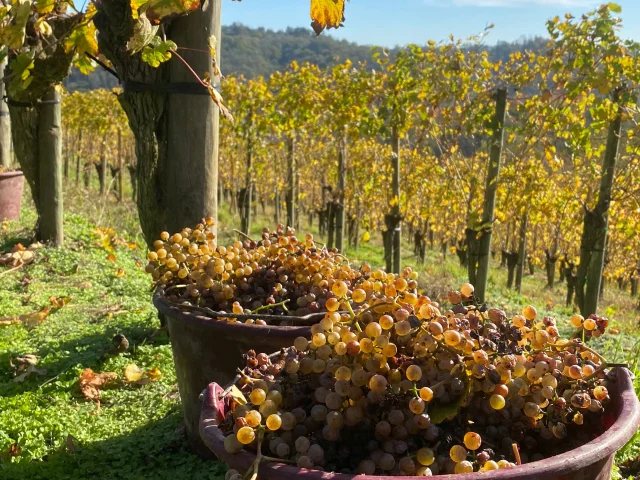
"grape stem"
250,299,290,314
233,229,256,242
512,443,522,465
244,428,264,480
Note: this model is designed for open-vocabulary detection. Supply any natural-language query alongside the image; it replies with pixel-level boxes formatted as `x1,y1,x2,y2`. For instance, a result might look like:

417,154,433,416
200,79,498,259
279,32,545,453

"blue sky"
222,0,640,47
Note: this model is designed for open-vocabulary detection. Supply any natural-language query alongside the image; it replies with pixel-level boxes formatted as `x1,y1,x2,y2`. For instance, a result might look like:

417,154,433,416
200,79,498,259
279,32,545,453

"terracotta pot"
200,367,640,480
0,171,24,221
153,291,312,455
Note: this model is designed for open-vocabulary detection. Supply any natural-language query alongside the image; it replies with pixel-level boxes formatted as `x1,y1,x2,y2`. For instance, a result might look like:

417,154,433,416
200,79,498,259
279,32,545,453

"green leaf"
8,52,35,97
607,3,622,13
141,39,177,68
428,370,472,424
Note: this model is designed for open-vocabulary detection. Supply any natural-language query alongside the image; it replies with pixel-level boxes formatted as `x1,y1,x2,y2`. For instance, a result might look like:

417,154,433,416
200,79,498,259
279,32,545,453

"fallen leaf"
49,296,72,308
79,368,118,401
124,363,143,382
18,307,51,328
107,253,117,263
146,367,161,381
12,354,39,366
126,242,138,250
11,243,25,253
115,268,126,278
0,316,19,327
13,365,47,382
135,260,143,268
77,281,93,289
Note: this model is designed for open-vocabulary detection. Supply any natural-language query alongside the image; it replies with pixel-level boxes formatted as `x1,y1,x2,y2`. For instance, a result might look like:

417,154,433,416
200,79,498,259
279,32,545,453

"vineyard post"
274,186,280,224
391,125,401,274
335,131,347,252
165,3,221,236
576,89,623,317
286,135,296,228
63,128,69,179
75,130,82,185
241,133,253,235
38,88,64,246
0,58,10,169
515,213,528,293
117,128,123,202
474,88,507,303
99,133,107,195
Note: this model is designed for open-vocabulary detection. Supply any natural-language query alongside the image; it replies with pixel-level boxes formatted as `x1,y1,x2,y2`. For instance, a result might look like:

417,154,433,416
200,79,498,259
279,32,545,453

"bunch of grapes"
146,221,371,321
569,313,610,340
220,279,615,476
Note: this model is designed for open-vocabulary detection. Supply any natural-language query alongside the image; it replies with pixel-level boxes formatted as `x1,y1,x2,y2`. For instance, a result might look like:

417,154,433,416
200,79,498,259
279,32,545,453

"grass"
1,182,639,479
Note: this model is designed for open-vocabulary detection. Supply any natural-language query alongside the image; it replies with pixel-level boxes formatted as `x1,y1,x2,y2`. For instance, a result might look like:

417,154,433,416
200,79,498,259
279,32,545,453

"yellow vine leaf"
64,23,99,56
124,364,144,382
140,0,200,25
203,72,234,122
310,0,346,35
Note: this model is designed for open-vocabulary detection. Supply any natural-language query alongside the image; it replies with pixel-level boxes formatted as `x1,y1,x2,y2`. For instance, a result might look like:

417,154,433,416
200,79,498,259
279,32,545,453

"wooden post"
117,129,123,202
0,58,11,169
475,88,507,303
75,130,82,185
286,135,296,229
163,2,221,236
515,213,528,293
576,89,622,317
241,139,252,235
335,132,346,252
38,88,64,246
99,133,107,195
391,125,401,274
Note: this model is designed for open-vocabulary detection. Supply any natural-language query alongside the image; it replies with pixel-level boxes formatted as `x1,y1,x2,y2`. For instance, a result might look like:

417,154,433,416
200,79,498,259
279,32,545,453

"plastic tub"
200,367,640,479
0,171,24,221
153,290,312,454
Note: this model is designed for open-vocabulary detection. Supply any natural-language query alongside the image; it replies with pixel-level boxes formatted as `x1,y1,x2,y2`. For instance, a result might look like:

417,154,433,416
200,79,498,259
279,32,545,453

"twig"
0,263,25,278
233,229,256,242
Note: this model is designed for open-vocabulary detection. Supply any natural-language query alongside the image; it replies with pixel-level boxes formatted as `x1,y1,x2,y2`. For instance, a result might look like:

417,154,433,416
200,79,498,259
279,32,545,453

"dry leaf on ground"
79,368,118,401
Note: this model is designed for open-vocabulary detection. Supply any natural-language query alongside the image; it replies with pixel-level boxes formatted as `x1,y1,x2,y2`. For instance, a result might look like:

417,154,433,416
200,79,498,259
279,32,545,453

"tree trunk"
506,251,518,289
63,129,70,180
390,125,401,274
95,0,221,246
515,213,528,293
566,265,577,307
285,136,296,229
475,88,507,303
575,90,622,317
274,187,280,225
0,58,11,169
9,87,64,244
335,133,346,252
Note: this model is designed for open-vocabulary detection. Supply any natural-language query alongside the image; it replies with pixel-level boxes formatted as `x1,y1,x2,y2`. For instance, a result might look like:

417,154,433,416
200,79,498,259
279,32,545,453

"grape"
420,387,434,402
450,445,467,462
266,414,282,431
249,388,266,405
463,432,482,450
224,434,243,453
522,305,537,321
399,456,417,474
593,385,608,400
308,444,325,463
369,374,388,393
454,460,474,473
570,314,584,328
417,447,435,466
245,410,261,427
276,442,290,458
379,452,395,470
357,459,376,474
409,397,426,414
295,436,310,453
460,283,474,297
490,394,506,410
406,364,423,381
236,426,255,445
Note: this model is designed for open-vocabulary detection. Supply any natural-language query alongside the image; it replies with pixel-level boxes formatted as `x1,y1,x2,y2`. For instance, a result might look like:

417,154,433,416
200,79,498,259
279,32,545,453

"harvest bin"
153,291,312,454
200,367,640,480
0,171,25,221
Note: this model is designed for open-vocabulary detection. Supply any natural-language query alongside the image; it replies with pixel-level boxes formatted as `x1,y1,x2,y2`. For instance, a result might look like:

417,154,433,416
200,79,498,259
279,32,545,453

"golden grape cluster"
222,278,614,476
146,222,371,320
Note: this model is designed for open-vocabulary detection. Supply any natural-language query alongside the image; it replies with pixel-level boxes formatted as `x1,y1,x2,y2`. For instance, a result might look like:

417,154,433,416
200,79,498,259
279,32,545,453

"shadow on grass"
0,409,225,480
0,321,167,399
